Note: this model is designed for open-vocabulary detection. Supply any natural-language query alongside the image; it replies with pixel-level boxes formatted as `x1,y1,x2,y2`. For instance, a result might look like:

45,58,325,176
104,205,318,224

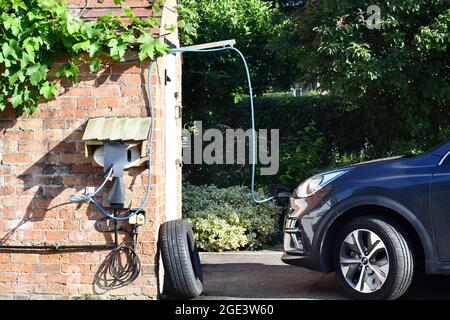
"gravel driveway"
196,250,450,300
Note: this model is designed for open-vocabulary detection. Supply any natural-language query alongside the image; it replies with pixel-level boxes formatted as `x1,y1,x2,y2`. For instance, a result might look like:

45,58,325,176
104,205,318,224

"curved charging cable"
169,45,275,204
69,44,273,219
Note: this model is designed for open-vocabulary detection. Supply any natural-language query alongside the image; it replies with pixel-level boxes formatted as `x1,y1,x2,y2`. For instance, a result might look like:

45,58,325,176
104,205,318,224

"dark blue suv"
282,139,450,299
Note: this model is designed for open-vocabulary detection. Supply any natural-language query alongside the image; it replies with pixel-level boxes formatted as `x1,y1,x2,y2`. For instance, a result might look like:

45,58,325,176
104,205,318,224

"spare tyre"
159,219,203,299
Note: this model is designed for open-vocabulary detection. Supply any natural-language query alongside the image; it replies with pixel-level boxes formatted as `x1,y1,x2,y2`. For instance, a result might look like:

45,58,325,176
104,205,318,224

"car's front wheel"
334,216,414,300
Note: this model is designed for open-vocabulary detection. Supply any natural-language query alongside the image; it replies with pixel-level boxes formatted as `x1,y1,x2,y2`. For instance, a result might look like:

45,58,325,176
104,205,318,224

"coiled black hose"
105,241,141,288
94,216,142,289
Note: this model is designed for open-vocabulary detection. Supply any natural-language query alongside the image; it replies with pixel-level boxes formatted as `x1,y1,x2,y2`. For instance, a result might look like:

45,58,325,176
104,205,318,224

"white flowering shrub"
183,183,283,251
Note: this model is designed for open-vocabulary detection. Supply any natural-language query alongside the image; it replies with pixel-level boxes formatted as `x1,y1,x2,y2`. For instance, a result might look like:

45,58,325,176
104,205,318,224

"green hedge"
183,94,369,188
183,183,283,252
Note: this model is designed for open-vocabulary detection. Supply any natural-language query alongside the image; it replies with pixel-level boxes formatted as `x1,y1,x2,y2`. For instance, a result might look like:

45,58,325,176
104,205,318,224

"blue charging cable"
69,44,273,219
168,45,275,204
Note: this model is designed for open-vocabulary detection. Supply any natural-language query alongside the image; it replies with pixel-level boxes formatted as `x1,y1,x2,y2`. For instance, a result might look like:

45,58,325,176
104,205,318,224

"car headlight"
295,169,350,198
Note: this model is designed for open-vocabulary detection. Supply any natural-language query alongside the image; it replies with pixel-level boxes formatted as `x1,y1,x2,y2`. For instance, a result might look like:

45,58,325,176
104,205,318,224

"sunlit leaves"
137,33,169,60
0,0,170,115
39,81,58,99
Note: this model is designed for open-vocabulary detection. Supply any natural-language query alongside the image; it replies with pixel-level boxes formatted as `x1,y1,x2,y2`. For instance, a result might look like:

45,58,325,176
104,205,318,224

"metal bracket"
175,39,236,51
175,105,182,119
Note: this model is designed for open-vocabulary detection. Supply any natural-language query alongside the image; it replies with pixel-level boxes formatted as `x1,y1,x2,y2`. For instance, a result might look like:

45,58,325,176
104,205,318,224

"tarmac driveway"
197,250,450,300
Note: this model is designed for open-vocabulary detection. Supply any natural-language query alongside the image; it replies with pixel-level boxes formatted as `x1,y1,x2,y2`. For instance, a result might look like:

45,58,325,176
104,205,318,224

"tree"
291,0,449,153
179,0,301,114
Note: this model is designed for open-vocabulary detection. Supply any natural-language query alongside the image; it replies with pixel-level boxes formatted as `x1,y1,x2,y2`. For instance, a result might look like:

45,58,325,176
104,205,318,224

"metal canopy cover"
82,117,151,142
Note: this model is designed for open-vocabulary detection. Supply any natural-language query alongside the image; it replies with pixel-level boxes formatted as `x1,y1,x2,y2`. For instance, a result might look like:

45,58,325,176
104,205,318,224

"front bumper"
281,214,317,270
281,188,334,271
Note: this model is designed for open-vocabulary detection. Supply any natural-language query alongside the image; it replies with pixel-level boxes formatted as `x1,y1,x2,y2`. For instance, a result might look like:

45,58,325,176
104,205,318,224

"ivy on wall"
0,0,172,115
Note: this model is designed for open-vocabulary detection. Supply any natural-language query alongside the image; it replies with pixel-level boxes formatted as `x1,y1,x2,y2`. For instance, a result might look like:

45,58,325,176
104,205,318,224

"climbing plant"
0,0,171,115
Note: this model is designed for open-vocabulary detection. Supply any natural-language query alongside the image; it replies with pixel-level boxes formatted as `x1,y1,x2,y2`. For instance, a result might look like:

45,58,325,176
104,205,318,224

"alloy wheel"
339,229,389,293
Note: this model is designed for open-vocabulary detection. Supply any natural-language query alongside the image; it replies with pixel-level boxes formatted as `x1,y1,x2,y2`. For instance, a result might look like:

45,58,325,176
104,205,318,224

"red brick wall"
0,0,180,300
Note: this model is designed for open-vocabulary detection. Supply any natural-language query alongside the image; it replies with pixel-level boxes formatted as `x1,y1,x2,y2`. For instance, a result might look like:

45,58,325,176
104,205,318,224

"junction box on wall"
82,116,152,209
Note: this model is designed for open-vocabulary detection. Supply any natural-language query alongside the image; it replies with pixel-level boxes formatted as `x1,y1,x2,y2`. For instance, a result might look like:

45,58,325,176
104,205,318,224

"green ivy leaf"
66,16,81,34
39,81,58,100
72,40,90,53
88,42,101,57
26,64,49,85
108,39,126,59
3,14,22,36
11,0,27,11
89,59,102,73
2,41,19,60
55,62,79,82
137,33,168,60
11,84,24,107
120,33,136,43
9,70,25,85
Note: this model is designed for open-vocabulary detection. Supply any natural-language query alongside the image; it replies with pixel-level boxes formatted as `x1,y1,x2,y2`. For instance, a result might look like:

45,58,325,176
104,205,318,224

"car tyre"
159,219,203,299
334,215,414,300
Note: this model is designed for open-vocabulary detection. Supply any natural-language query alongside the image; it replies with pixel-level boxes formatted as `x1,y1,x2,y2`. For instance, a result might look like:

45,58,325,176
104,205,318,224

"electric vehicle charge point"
82,116,152,209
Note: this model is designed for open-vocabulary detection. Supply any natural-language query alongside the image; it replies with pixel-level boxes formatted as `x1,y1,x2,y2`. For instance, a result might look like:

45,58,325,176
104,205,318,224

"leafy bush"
183,183,283,251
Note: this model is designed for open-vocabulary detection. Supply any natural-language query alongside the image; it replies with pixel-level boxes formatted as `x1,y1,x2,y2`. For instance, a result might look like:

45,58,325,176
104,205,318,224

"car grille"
284,216,304,254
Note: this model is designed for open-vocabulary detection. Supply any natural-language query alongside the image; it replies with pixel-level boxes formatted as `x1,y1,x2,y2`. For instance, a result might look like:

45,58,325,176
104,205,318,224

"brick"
63,87,92,97
121,86,145,96
78,97,95,108
34,176,63,186
0,263,33,273
33,264,61,274
33,283,64,294
17,119,43,131
16,230,46,241
18,274,46,283
92,86,121,97
63,220,80,230
33,220,63,230
40,254,68,264
18,142,48,153
0,165,12,175
0,186,15,196
50,142,76,153
125,74,144,85
2,153,33,164
43,187,65,197
44,119,65,129
111,63,141,74
34,131,62,142
11,253,40,263
0,274,17,282
0,42,173,299
45,231,68,241
46,274,66,284
2,131,33,141
0,208,14,219
96,97,124,108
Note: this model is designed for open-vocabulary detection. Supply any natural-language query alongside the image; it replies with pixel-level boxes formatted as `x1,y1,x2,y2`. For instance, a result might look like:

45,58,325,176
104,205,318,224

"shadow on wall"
0,118,143,292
